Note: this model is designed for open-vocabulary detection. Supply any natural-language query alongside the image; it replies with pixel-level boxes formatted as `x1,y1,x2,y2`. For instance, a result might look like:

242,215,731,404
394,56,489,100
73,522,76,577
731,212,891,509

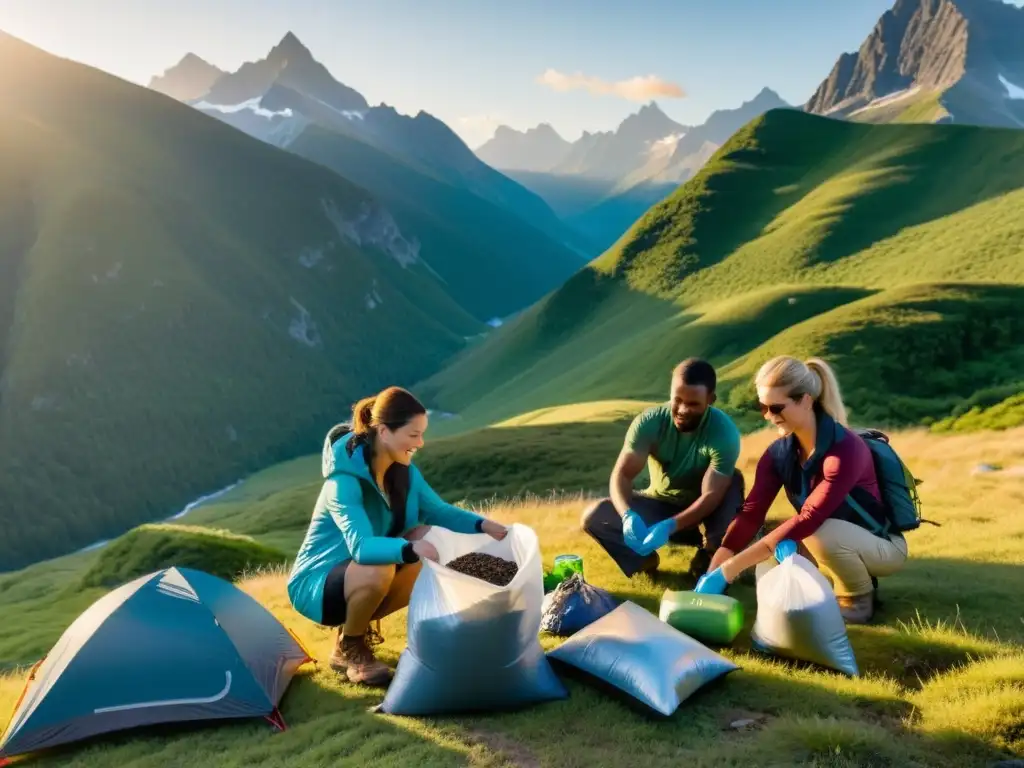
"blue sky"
3,0,1021,147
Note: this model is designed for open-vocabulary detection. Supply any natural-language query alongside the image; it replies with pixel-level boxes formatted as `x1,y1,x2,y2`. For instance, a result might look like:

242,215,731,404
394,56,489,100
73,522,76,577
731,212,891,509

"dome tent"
0,567,314,764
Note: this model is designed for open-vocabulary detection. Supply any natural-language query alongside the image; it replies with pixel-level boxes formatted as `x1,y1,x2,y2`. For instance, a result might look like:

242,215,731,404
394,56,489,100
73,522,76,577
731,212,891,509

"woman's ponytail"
756,354,850,425
805,357,848,426
352,396,377,435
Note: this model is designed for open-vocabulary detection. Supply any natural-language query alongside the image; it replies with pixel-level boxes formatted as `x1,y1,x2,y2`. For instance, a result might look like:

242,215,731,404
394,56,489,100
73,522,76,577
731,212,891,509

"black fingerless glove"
401,542,419,563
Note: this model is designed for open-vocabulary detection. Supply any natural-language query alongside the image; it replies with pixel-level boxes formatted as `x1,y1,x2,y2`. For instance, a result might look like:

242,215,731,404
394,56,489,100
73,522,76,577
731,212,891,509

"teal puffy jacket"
287,428,484,624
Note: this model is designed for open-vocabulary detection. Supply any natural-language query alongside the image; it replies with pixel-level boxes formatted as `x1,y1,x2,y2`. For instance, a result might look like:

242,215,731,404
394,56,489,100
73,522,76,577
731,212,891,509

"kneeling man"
581,358,744,578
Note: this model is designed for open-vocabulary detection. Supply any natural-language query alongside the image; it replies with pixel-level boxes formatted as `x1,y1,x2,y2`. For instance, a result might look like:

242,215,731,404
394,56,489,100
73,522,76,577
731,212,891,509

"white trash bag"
377,523,568,715
751,552,859,677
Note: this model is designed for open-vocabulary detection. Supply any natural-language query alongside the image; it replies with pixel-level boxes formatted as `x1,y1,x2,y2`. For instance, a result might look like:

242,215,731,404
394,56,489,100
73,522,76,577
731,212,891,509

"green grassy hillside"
931,391,1024,434
288,124,586,321
79,523,287,588
0,31,491,571
1,423,1022,766
418,108,1024,430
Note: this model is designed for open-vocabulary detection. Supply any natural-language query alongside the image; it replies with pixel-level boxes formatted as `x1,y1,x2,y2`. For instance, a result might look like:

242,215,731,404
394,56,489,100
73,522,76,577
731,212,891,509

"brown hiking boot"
328,623,391,687
837,593,874,625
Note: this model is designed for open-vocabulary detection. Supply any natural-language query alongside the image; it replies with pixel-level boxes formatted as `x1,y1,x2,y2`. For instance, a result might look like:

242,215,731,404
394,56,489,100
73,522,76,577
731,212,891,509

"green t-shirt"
624,404,741,507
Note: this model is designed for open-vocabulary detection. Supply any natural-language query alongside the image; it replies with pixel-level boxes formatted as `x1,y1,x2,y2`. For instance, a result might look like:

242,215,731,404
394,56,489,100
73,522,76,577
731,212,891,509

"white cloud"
536,69,685,101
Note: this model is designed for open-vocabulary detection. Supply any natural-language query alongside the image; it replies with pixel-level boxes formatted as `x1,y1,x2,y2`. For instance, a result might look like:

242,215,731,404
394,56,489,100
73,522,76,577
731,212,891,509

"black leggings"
321,560,351,627
320,560,413,627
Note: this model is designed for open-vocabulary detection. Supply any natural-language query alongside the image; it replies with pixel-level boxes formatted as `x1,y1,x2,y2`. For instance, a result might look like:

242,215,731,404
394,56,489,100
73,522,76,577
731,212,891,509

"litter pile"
540,573,618,636
445,552,519,586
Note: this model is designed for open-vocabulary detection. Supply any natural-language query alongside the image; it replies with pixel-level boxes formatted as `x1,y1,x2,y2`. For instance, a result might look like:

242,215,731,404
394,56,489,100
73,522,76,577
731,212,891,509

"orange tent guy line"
285,625,317,665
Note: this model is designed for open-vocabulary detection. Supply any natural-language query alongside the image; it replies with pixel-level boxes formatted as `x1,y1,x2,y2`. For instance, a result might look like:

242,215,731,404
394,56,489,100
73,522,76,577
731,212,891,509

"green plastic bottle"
658,589,744,645
542,570,562,593
552,554,584,582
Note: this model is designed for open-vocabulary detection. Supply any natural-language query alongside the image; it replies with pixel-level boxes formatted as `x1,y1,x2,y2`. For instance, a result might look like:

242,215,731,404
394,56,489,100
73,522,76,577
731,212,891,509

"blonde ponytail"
755,355,849,425
804,357,848,425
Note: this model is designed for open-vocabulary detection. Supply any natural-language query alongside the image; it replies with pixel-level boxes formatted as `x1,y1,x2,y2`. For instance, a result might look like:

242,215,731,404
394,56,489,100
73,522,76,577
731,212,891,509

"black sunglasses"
758,392,804,415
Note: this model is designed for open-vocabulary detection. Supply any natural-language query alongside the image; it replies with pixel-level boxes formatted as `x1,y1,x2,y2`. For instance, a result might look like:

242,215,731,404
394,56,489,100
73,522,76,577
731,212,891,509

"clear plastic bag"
377,523,568,715
751,553,859,676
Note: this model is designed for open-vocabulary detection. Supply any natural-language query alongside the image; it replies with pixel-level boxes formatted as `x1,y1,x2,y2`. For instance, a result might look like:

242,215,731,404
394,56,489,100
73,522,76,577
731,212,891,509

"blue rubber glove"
622,509,648,553
695,567,728,595
637,518,676,556
774,539,798,563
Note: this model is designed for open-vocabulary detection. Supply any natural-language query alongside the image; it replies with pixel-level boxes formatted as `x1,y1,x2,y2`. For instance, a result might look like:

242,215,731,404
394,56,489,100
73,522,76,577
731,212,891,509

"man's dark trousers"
580,469,745,578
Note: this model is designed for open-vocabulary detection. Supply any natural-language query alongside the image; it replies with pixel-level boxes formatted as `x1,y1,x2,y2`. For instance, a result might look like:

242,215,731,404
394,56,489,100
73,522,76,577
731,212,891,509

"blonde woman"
696,356,908,624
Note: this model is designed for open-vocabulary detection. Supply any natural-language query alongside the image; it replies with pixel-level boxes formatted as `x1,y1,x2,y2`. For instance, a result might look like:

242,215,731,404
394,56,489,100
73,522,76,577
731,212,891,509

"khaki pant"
764,519,909,597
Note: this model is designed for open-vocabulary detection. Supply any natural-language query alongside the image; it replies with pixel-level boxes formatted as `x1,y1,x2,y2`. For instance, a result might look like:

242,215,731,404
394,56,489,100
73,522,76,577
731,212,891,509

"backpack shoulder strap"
844,492,891,537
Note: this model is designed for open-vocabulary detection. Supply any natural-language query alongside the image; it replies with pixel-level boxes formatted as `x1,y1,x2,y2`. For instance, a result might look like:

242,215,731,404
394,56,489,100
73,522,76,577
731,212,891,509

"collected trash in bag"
540,572,618,636
548,601,738,717
377,523,568,715
751,549,859,677
445,551,518,585
659,589,744,645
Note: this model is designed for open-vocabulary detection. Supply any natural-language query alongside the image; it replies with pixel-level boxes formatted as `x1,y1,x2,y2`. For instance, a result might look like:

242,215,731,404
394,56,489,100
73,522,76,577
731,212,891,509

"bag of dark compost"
377,523,568,715
540,573,618,636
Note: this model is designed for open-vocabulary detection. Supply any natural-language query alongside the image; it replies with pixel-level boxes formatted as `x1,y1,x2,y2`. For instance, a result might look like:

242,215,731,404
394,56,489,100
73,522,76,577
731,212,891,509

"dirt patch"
853,697,915,730
894,653,952,688
446,552,518,586
466,727,540,768
890,649,983,690
1002,719,1024,749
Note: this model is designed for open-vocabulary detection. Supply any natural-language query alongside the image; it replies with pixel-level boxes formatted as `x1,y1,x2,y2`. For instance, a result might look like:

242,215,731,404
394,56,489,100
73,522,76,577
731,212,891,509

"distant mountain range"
0,30,504,569
476,123,572,173
479,90,791,252
804,0,1024,127
149,53,226,101
420,107,1024,437
149,32,595,271
474,0,1024,254
6,0,1024,570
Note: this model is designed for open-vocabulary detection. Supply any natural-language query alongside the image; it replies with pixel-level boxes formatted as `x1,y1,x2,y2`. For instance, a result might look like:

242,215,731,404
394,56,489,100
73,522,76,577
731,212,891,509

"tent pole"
1,654,48,745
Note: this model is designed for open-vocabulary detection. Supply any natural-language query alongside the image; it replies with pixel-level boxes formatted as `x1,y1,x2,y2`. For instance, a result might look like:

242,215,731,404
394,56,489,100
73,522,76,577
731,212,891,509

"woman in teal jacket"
287,386,507,687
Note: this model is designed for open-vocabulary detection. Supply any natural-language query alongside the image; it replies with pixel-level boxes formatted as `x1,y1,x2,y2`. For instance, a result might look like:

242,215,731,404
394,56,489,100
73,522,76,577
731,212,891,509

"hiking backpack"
845,428,937,535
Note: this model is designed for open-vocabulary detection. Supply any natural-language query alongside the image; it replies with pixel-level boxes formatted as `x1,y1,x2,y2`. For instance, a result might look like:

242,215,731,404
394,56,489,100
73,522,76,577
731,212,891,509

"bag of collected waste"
377,523,568,715
540,573,618,636
751,550,859,676
548,601,738,717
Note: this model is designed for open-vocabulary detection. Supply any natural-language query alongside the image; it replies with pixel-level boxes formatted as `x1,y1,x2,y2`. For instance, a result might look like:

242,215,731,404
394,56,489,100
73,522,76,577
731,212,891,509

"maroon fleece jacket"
721,429,882,551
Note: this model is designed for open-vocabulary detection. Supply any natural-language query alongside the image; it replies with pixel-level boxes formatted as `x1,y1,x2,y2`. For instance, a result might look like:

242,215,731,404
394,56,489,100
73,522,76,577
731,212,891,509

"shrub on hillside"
930,393,1024,434
80,523,288,589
